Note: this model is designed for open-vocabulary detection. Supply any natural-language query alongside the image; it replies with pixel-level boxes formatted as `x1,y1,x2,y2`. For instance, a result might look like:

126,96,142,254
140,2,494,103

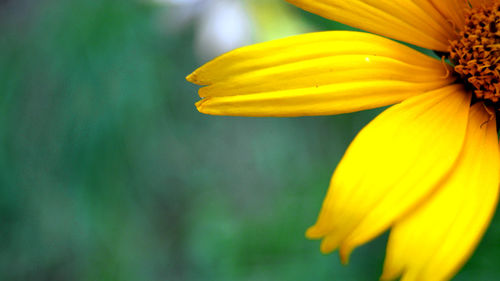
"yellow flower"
187,1,500,280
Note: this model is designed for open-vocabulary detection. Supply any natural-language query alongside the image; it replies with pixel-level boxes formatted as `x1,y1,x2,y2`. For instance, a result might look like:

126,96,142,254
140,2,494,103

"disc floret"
449,3,500,104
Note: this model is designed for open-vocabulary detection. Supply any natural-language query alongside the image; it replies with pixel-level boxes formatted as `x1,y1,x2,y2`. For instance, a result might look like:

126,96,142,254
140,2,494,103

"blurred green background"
1,0,500,280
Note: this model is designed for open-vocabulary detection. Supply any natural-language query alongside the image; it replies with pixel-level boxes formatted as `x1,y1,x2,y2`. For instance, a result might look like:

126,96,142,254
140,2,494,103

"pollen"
449,2,500,103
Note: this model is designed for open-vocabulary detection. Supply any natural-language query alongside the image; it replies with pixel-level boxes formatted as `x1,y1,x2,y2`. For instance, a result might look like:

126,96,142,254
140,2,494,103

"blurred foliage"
1,0,500,280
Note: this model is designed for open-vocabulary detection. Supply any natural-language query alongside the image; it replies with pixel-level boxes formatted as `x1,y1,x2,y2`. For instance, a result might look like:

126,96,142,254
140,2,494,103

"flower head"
187,1,500,280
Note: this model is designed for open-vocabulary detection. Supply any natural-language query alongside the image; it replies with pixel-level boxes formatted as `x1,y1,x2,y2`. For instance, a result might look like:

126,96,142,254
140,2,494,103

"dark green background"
1,0,499,280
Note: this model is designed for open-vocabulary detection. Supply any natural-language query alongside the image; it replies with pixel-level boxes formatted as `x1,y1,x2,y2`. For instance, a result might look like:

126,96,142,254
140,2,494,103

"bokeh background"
1,0,500,280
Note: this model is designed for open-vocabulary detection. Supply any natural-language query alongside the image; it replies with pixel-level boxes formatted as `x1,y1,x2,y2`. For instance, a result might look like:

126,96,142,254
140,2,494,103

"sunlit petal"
381,103,500,281
285,0,456,51
306,85,471,262
188,31,453,117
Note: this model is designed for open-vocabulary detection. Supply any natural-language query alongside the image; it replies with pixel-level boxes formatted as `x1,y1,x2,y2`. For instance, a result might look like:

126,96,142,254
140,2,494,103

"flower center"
449,3,500,104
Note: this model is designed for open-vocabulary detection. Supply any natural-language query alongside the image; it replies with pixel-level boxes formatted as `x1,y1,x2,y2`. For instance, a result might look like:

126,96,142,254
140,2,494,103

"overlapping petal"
285,0,456,51
381,103,500,281
415,0,468,29
188,31,453,117
469,0,495,8
306,85,471,261
188,0,500,279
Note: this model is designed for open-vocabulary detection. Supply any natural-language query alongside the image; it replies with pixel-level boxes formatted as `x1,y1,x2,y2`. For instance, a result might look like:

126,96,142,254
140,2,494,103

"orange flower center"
449,3,500,103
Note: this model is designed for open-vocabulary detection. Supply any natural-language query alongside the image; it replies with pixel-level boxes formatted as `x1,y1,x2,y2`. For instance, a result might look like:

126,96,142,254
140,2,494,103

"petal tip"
319,236,340,254
186,72,198,84
339,245,352,265
195,98,210,114
319,242,335,255
380,260,401,281
379,273,395,281
305,225,323,239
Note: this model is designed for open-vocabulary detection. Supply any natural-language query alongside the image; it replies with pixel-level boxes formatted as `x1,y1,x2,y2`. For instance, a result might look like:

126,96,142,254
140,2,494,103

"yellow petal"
413,0,468,30
285,0,456,51
469,0,495,8
188,31,453,117
306,85,471,260
381,103,500,281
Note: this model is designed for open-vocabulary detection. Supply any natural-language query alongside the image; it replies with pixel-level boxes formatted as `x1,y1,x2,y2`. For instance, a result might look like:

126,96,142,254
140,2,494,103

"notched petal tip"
318,236,351,264
305,225,324,239
186,72,197,83
186,70,206,85
195,98,210,113
319,240,336,255
187,66,214,85
339,244,353,265
319,234,345,255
